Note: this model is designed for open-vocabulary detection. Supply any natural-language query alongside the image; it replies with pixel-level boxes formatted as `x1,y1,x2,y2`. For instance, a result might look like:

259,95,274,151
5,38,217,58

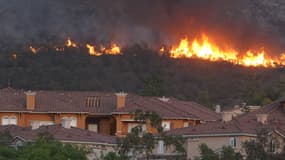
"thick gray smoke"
0,0,284,53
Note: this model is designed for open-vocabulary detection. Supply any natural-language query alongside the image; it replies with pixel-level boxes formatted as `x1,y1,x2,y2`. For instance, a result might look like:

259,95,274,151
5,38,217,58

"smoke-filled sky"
0,0,284,53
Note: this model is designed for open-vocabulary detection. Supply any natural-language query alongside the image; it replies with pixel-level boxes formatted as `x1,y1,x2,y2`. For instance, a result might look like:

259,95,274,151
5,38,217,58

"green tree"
0,131,17,160
117,109,185,159
197,143,219,160
102,152,127,160
220,146,242,160
0,132,88,160
242,140,267,160
197,90,211,108
142,75,165,96
17,136,87,160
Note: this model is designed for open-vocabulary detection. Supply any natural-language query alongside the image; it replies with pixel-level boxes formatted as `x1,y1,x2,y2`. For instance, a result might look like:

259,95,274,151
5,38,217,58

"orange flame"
66,38,77,48
169,35,285,67
105,43,121,55
86,44,103,56
86,43,121,56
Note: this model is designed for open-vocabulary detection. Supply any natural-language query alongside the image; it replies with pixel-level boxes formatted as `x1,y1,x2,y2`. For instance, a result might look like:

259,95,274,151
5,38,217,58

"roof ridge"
149,98,194,118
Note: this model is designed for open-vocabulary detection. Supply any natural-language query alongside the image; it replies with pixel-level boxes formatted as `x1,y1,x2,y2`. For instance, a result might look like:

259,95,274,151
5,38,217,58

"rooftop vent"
222,112,233,122
158,96,169,102
256,114,268,124
85,96,101,107
215,105,221,113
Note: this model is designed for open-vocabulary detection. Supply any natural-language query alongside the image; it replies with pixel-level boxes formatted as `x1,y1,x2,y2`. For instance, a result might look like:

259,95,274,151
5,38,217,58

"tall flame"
169,35,285,67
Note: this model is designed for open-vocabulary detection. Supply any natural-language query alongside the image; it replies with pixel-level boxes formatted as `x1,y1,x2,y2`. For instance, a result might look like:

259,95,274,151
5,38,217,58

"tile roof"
0,88,219,121
167,98,285,136
0,125,116,144
113,97,220,121
0,88,117,114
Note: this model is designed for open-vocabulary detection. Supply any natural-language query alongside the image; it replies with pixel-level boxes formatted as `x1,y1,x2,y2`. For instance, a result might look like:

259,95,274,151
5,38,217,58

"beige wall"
186,135,254,159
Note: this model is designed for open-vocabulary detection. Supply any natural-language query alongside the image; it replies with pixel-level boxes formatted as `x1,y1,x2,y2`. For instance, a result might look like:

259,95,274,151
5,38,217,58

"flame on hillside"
22,34,285,68
168,35,285,67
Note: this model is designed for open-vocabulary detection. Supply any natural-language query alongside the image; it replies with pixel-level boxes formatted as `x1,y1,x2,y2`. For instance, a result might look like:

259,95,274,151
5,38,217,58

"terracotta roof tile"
167,98,285,136
0,125,116,144
0,88,219,121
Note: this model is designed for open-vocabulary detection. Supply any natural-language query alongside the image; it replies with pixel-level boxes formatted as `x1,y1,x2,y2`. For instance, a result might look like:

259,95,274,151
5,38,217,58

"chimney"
25,91,36,110
61,118,72,129
30,121,40,130
256,114,268,124
115,92,127,109
215,105,221,113
222,112,233,122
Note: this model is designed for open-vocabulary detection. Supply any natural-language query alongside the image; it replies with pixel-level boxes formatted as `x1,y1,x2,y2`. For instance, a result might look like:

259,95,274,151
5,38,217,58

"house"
0,88,219,137
112,95,220,136
0,124,117,160
165,99,285,160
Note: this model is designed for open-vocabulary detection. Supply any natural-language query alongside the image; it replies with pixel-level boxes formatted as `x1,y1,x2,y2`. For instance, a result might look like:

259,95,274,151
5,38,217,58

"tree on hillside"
141,75,165,96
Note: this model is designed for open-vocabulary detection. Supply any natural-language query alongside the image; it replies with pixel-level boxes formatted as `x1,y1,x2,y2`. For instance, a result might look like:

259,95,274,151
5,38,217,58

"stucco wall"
186,135,254,159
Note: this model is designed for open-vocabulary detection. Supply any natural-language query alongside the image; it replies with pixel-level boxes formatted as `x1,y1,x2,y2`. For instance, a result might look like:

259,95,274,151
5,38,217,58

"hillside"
1,46,284,109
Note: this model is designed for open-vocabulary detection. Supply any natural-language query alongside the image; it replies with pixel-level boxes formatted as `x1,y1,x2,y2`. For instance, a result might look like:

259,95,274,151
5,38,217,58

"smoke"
0,0,284,53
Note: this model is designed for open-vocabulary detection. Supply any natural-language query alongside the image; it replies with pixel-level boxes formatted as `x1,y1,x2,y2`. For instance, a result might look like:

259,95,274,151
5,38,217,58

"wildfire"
16,34,285,68
169,35,285,67
86,44,102,56
86,43,121,56
104,43,121,55
29,45,40,54
66,38,77,48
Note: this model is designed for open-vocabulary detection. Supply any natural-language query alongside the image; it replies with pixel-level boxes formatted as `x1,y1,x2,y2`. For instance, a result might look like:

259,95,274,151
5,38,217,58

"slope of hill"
1,46,284,109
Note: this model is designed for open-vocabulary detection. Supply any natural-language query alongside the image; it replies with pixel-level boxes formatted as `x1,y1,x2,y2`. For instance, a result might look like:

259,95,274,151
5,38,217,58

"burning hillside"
1,0,285,67
23,34,285,68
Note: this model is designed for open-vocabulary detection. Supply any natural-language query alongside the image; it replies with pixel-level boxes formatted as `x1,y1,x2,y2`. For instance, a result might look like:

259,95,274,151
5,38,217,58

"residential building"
166,99,285,159
0,88,219,137
0,125,116,160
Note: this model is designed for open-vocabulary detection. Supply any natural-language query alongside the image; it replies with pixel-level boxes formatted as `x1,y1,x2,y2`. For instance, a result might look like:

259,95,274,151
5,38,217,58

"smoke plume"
0,0,284,53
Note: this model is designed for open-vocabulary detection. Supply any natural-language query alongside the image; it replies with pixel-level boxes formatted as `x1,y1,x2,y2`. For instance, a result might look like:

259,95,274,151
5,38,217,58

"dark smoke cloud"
0,0,284,53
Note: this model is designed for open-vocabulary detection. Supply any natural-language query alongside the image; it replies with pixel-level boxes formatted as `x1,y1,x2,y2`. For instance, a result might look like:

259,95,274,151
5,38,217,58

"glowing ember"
29,45,39,54
12,53,17,59
159,46,165,53
66,38,77,48
169,35,285,67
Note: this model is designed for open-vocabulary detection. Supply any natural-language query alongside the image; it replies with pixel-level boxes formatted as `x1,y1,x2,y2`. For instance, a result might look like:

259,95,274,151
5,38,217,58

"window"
61,117,77,127
2,116,17,125
183,122,189,127
127,123,146,133
270,139,276,153
230,137,237,148
157,140,164,154
39,121,54,126
88,124,98,132
162,121,171,131
70,117,77,127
